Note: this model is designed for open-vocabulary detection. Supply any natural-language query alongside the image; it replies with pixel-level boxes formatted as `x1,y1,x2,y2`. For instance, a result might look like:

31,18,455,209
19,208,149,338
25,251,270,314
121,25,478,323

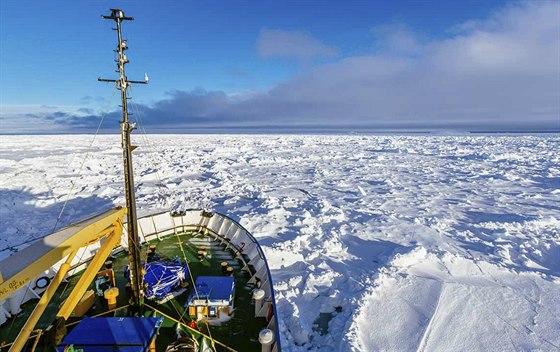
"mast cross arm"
98,77,118,83
102,9,134,21
98,78,148,84
102,15,134,21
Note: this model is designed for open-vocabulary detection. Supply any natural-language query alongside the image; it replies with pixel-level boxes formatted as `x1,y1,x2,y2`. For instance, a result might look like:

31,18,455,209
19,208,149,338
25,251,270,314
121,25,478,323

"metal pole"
99,8,148,312
115,17,144,311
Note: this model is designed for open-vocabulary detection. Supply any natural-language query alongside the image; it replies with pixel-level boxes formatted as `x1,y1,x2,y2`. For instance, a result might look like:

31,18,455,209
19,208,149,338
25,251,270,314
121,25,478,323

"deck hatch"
190,276,235,304
56,317,162,352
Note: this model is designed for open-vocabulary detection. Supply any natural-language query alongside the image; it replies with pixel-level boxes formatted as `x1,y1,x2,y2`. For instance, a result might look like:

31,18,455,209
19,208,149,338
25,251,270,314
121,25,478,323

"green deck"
0,231,265,351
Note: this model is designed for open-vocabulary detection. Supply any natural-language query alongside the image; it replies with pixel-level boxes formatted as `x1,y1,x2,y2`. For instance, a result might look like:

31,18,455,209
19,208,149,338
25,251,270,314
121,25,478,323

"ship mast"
99,9,147,310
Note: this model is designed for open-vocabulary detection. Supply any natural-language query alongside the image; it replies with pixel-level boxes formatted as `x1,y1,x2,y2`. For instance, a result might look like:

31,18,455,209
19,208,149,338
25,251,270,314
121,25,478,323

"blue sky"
1,0,558,133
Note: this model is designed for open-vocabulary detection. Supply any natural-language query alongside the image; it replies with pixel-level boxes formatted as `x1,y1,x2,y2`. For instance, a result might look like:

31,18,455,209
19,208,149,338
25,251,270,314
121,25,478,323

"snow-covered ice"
0,134,559,351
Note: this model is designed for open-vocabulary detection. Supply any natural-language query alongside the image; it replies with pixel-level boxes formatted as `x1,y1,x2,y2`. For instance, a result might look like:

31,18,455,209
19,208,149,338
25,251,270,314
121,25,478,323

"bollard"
7,294,22,315
258,328,275,352
104,287,119,310
253,288,265,316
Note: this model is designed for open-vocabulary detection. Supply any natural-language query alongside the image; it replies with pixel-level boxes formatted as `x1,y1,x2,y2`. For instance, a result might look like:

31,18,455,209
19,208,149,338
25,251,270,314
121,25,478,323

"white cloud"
6,1,559,132
257,29,338,62
371,22,425,56
246,0,560,129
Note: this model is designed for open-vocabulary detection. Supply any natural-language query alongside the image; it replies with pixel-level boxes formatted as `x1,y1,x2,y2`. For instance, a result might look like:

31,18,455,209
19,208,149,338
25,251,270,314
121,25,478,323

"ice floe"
0,134,558,351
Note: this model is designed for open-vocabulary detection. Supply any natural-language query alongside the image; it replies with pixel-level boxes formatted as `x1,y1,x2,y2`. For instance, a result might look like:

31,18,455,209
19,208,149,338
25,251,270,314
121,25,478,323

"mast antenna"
98,8,148,311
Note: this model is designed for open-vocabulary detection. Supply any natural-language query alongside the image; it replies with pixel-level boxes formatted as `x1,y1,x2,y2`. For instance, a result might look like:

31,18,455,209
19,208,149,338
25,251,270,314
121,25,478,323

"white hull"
0,209,280,350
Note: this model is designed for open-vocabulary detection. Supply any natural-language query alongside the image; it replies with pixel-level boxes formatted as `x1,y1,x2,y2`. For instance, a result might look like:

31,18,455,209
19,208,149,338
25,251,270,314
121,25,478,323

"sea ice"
0,134,558,351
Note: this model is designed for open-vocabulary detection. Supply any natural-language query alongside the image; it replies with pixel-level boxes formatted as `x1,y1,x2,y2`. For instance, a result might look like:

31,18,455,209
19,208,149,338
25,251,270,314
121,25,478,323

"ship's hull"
0,209,280,351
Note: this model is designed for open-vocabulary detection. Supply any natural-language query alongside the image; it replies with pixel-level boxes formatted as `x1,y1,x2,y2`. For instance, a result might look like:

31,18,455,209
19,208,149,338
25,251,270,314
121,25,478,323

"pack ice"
0,134,558,351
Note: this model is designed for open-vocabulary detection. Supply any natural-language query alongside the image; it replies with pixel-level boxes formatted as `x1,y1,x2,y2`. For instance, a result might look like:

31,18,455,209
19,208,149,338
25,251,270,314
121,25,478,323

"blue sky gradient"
1,0,558,133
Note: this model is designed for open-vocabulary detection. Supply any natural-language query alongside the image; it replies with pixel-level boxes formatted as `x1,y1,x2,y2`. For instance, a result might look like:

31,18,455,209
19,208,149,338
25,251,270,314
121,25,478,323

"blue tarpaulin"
57,317,162,352
143,260,188,300
191,276,235,301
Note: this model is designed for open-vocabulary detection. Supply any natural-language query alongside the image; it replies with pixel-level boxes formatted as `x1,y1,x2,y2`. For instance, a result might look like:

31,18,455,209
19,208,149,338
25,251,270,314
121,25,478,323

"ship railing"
0,209,281,351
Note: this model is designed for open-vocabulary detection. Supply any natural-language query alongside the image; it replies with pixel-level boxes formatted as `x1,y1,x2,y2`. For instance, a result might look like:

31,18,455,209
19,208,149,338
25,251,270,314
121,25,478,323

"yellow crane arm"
0,207,126,302
56,220,123,319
